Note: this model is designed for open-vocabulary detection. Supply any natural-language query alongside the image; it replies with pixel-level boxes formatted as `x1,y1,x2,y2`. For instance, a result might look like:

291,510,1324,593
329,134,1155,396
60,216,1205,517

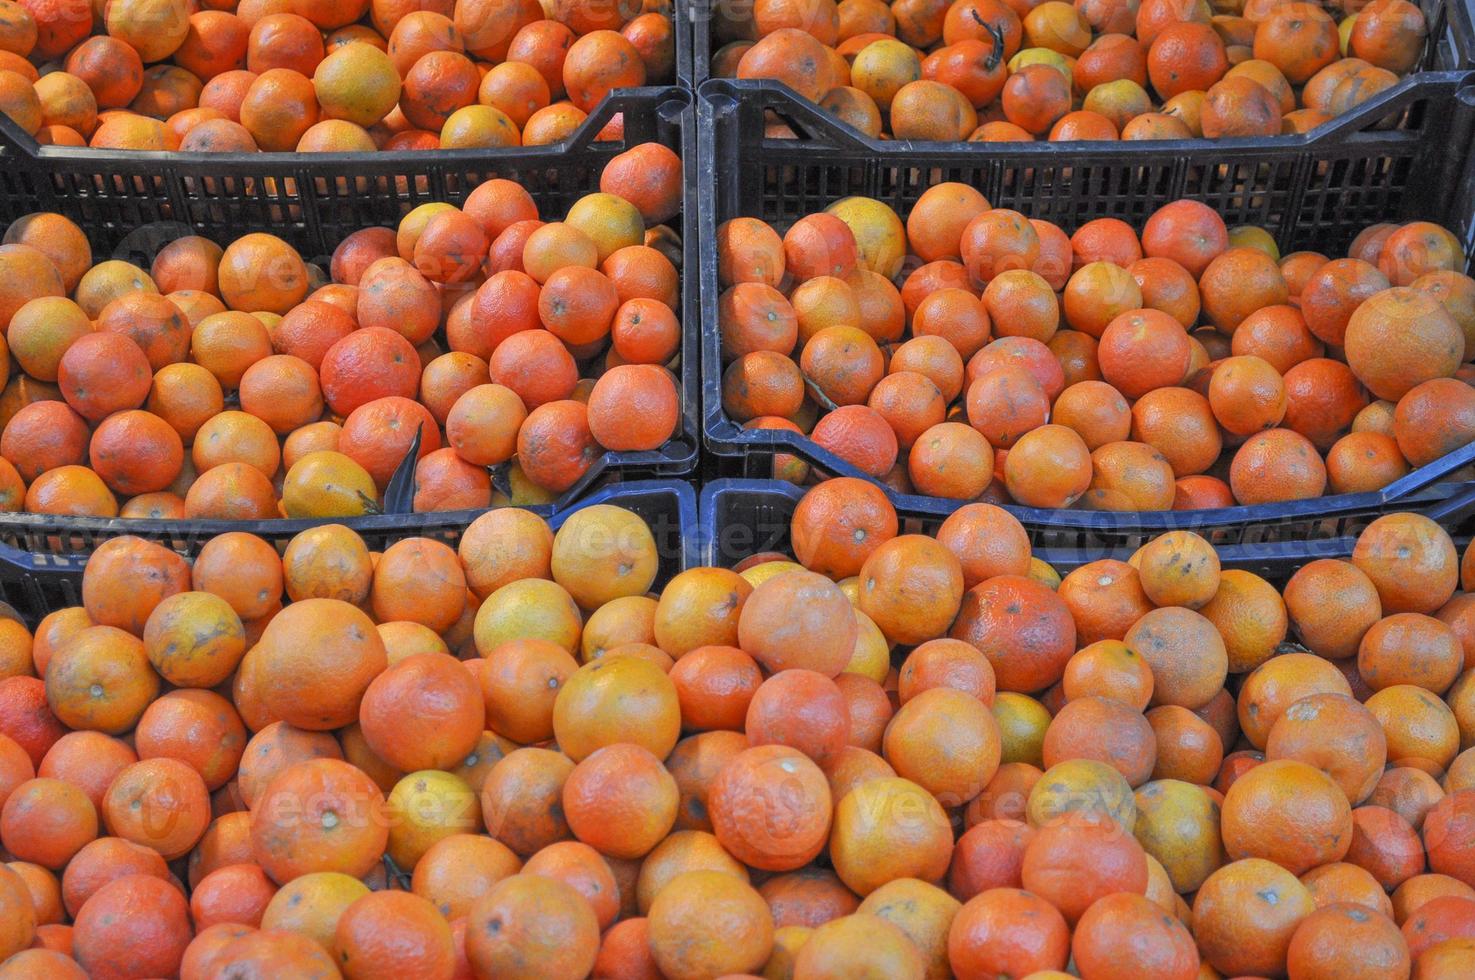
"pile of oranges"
0,0,673,152
719,190,1474,509
2,483,1475,976
0,138,685,519
715,0,1435,141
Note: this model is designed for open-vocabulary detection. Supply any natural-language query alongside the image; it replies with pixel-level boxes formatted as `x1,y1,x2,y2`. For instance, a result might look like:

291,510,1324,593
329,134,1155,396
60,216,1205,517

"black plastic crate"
0,478,698,627
0,85,697,513
691,0,1475,97
0,86,689,262
697,75,1475,549
699,478,1475,584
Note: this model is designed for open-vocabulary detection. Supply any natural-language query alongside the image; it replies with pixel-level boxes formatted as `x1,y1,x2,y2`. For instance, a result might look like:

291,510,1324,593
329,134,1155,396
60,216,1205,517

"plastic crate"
691,0,1475,96
0,478,698,626
0,86,690,262
697,75,1475,549
698,478,1475,583
0,85,697,512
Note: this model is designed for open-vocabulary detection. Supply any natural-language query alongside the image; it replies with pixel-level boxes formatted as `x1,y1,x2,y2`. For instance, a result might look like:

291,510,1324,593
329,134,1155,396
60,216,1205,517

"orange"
746,669,849,766
1353,513,1459,615
600,141,681,225
360,652,481,771
1301,862,1395,917
951,573,1075,695
966,364,1049,449
1060,560,1153,644
0,778,96,870
1285,902,1409,978
334,889,456,979
65,37,144,109
1221,759,1353,874
1231,304,1322,374
1042,694,1155,788
1003,423,1092,508
189,863,276,931
831,776,952,895
1062,638,1154,709
1073,892,1200,980
647,870,773,979
1394,377,1475,467
854,534,961,646
36,732,132,815
1,398,88,484
312,40,399,127
1147,20,1227,97
1062,261,1143,338
1345,287,1464,402
586,363,679,452
5,295,90,385
885,687,1002,805
738,569,858,677
1209,354,1287,435
1379,221,1465,286
1193,857,1317,976
254,598,387,731
72,874,191,980
134,689,245,790
790,477,898,578
1097,308,1193,399
1199,568,1289,673
58,331,153,423
103,757,210,860
464,874,600,979
552,655,679,762
793,912,928,977
1360,613,1463,694
1283,357,1370,451
218,233,309,315
1201,74,1283,137
899,637,997,705
562,742,677,860
250,757,387,883
948,887,1070,978
1230,427,1329,504
1142,199,1228,278
1121,606,1228,711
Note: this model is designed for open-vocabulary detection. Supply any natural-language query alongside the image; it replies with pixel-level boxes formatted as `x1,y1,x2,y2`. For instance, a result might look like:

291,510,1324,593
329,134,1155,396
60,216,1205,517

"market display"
0,6,1469,973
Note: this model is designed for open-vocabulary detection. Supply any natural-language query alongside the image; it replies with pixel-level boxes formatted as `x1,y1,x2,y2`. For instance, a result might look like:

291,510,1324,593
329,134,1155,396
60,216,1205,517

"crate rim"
0,477,700,571
697,72,1475,159
695,75,1475,534
0,86,688,173
697,477,1473,577
0,477,698,627
687,0,1475,95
